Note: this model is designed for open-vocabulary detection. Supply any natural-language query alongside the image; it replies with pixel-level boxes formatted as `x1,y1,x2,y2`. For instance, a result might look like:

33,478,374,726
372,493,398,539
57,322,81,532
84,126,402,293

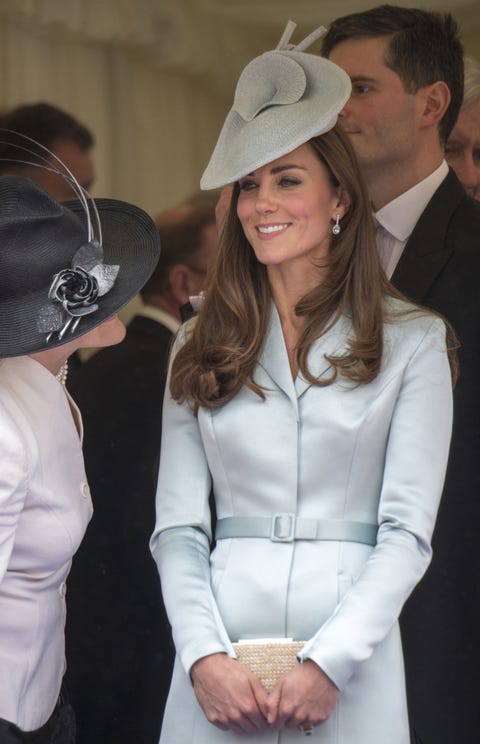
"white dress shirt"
375,161,449,278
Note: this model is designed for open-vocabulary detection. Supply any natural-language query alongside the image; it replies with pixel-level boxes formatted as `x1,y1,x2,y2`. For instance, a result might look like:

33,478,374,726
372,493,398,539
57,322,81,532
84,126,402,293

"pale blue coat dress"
150,299,453,744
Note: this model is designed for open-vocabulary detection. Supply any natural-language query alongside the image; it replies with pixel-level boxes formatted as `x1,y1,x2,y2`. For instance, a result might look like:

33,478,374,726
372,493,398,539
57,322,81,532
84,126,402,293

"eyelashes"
238,177,302,192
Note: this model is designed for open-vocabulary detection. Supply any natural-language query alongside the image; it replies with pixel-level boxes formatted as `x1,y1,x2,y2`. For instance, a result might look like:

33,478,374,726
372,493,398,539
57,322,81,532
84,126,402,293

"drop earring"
332,214,341,235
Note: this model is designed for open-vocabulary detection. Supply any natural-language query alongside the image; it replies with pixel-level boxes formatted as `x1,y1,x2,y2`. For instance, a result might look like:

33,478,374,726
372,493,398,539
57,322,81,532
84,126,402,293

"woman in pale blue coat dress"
150,22,456,744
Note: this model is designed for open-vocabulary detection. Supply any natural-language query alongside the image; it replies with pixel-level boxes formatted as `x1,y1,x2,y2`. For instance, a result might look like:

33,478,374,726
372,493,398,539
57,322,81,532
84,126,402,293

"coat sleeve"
150,326,235,675
0,401,29,584
298,316,454,689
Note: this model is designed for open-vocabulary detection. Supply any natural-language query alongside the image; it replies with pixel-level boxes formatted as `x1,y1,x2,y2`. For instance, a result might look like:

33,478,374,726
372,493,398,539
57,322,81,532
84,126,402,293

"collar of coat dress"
257,303,354,405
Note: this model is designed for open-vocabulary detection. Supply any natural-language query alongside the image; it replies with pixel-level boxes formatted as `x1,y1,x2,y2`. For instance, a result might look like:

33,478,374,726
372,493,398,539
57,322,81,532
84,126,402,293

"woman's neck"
29,348,70,377
268,273,309,380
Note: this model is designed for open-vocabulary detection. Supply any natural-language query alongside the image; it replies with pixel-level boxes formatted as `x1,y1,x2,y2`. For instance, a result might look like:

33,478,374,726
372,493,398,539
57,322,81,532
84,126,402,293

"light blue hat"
200,21,352,190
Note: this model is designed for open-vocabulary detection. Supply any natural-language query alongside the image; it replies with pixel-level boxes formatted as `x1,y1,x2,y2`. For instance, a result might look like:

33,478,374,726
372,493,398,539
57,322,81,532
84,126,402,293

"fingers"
249,673,271,721
238,672,271,732
191,653,339,734
204,681,268,734
268,660,340,731
264,689,280,726
268,683,291,731
191,653,269,733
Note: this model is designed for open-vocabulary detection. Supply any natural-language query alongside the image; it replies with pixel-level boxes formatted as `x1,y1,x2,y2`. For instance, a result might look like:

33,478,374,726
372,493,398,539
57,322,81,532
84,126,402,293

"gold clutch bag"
232,639,305,693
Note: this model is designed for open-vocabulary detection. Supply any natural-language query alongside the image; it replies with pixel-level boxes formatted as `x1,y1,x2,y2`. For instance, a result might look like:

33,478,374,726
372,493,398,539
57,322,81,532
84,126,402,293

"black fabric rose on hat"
49,267,100,315
37,240,119,340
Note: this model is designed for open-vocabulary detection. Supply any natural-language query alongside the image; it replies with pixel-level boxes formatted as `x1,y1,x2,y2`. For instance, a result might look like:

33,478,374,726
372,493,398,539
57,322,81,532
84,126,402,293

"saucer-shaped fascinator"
201,21,351,189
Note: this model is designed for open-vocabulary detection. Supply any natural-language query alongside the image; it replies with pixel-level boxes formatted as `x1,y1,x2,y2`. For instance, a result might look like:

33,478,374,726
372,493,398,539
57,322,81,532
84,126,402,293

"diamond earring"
332,214,341,235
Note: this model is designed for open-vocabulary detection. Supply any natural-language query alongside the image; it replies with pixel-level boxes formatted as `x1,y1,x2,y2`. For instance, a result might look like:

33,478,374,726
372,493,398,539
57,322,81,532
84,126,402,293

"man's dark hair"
321,5,464,144
0,102,94,172
141,205,216,301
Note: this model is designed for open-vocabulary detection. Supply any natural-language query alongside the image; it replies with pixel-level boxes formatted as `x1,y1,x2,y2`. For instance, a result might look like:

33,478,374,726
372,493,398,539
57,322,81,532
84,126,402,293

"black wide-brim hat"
0,176,160,357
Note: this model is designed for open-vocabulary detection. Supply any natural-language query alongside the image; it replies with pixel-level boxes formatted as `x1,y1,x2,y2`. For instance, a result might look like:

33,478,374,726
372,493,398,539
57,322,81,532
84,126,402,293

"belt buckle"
271,513,296,542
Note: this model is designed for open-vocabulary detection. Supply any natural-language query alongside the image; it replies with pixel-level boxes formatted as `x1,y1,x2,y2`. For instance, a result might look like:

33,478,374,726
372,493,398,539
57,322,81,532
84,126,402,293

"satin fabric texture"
151,299,453,743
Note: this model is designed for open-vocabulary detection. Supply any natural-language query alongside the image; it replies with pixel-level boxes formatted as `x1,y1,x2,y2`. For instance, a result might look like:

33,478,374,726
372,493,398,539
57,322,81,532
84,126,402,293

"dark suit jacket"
394,170,480,743
65,315,176,744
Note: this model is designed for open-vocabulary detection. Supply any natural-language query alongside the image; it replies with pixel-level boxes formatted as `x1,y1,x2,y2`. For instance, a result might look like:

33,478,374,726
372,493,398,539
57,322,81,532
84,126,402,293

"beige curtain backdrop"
1,0,479,219
0,0,478,340
0,0,232,217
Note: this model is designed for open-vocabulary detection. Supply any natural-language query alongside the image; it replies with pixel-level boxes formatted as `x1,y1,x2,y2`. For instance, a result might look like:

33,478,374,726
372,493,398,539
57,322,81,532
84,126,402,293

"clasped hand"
190,652,339,735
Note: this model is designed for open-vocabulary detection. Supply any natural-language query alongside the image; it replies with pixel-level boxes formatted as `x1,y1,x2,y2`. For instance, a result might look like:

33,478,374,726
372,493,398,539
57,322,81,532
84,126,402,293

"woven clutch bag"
232,640,305,693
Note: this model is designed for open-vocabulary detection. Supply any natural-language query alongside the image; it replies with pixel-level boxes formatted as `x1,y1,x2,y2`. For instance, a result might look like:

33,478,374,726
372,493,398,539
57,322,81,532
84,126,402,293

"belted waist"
215,514,378,546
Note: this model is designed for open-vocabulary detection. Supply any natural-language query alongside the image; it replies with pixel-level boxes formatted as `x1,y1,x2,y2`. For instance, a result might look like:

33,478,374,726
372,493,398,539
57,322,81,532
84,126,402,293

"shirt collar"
136,303,181,333
374,160,449,242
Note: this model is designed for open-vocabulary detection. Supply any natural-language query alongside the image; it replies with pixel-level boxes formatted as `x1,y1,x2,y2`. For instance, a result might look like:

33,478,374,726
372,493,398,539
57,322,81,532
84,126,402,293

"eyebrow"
349,75,378,84
245,164,307,177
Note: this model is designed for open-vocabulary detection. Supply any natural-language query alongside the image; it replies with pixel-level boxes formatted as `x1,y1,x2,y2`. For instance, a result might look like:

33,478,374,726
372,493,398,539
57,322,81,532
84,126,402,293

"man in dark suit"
65,202,218,744
322,7,480,743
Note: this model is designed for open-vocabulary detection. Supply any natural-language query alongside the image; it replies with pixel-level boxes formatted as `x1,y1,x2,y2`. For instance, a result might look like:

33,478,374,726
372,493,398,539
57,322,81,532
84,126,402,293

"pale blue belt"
215,514,377,546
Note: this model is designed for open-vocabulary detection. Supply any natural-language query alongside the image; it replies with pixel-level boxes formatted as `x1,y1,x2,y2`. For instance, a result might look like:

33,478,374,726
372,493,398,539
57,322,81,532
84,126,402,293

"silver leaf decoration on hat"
73,241,119,297
37,241,120,341
233,53,307,122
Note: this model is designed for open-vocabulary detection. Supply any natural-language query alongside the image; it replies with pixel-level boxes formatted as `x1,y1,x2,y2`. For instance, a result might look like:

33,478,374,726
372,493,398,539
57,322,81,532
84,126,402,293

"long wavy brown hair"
170,124,457,411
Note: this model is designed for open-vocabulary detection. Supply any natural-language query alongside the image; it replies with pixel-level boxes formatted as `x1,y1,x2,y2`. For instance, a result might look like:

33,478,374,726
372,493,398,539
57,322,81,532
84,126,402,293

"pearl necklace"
55,361,69,386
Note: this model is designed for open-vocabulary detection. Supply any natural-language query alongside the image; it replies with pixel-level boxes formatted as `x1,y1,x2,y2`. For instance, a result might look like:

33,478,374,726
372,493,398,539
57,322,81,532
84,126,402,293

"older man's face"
446,100,480,201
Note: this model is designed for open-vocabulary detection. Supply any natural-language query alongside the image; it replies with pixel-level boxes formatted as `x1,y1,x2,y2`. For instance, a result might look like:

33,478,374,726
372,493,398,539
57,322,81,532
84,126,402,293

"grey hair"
463,56,480,107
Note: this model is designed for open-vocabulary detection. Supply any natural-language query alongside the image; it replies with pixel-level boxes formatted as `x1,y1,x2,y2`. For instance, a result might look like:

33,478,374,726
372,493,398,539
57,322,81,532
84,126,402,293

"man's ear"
168,264,196,307
418,81,451,130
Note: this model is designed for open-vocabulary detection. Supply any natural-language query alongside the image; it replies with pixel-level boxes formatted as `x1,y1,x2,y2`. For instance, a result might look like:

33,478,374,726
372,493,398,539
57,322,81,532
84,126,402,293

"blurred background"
1,0,479,215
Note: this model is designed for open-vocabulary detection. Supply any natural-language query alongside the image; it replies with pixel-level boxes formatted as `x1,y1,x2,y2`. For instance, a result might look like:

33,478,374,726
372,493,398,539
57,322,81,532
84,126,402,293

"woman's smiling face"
236,142,344,271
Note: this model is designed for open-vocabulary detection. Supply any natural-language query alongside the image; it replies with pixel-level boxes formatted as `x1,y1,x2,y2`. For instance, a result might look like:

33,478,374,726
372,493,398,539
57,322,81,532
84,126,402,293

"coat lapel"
257,304,352,402
295,312,353,398
392,169,467,303
257,305,297,403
